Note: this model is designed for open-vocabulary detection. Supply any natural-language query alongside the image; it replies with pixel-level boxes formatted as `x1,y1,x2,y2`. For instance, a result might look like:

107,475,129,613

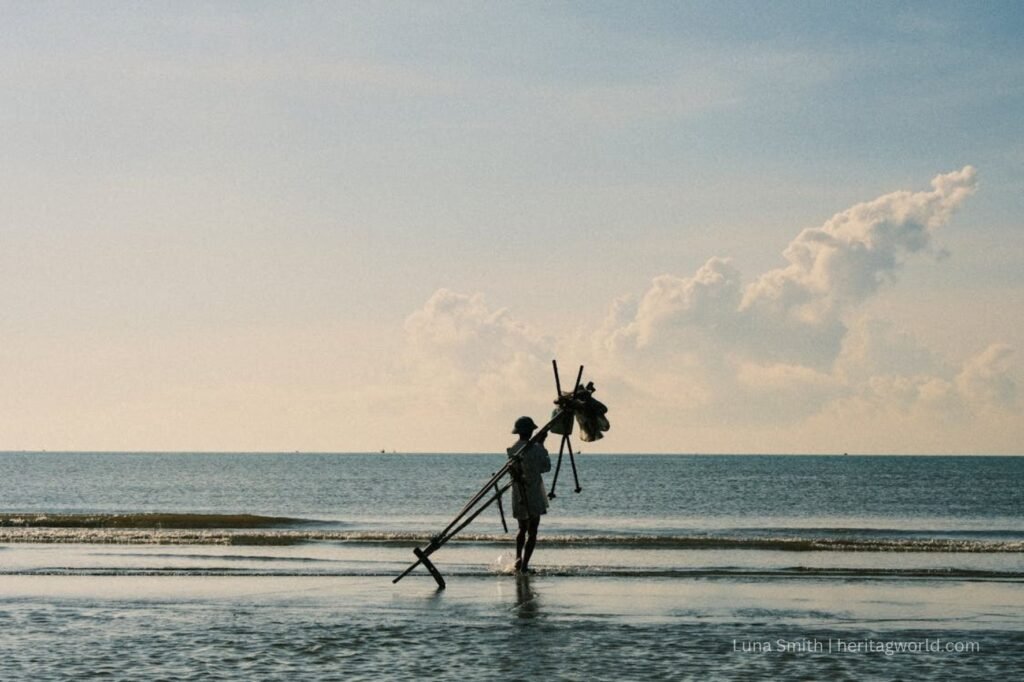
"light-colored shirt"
506,440,551,519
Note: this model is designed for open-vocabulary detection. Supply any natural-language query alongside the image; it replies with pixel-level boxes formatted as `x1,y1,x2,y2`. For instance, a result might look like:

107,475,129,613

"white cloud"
955,344,1016,412
739,165,977,363
803,344,1018,454
601,166,978,368
385,167,1020,453
745,165,975,312
583,166,1020,450
403,288,548,373
836,317,945,383
396,289,555,428
603,257,743,352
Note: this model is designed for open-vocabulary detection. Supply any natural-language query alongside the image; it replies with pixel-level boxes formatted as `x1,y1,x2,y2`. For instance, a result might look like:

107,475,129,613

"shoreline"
3,574,1022,680
3,573,1023,630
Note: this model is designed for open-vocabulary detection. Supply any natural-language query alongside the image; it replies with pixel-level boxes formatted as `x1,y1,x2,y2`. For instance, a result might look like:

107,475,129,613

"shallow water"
2,575,1021,681
2,453,1022,679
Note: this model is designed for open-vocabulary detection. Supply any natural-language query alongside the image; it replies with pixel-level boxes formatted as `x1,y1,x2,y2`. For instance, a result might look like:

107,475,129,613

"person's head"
512,416,537,438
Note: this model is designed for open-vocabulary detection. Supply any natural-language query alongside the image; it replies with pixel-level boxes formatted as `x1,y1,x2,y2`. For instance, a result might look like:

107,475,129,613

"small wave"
1,527,1021,552
0,513,313,529
536,534,1024,553
90,552,339,563
525,566,1024,581
729,526,1024,539
0,566,1021,581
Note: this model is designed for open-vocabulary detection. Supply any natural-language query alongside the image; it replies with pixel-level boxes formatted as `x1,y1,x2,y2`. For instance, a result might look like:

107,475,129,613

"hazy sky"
2,1,1022,453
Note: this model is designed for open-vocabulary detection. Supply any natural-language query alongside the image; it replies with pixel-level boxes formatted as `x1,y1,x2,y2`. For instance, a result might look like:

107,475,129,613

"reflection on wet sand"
515,574,540,619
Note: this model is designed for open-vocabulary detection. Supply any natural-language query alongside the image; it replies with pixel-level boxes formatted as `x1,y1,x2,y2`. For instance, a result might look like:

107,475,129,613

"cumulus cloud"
581,166,1020,449
836,318,945,383
742,166,976,322
603,257,743,352
600,166,978,369
400,289,554,414
388,167,1020,452
955,344,1016,412
404,288,543,368
805,344,1018,453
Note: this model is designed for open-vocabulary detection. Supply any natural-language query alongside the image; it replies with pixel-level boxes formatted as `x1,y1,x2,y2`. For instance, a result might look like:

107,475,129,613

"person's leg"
520,516,541,572
515,517,528,570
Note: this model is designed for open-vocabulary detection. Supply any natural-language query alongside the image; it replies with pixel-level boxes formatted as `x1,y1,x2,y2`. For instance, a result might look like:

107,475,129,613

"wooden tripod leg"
413,547,446,589
548,435,566,499
567,437,582,493
494,481,508,532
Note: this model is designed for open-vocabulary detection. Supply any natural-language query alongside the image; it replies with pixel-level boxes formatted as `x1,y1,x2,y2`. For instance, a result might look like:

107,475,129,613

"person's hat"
512,416,538,434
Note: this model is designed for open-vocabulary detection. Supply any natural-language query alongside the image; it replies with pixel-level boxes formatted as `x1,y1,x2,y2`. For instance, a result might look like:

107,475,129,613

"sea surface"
1,452,1022,680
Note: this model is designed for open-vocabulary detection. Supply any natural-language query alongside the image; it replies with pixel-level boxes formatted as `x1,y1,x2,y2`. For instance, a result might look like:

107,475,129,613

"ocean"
1,452,1022,680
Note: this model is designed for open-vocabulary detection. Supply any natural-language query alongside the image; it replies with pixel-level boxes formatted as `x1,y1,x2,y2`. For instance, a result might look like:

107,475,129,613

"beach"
1,452,1022,679
3,571,1022,680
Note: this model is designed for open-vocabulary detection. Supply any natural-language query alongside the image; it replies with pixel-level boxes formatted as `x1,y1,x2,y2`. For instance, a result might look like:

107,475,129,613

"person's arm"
536,442,551,474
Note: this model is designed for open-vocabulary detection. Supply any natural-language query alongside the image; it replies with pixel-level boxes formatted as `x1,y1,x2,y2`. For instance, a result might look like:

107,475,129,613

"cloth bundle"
549,382,610,442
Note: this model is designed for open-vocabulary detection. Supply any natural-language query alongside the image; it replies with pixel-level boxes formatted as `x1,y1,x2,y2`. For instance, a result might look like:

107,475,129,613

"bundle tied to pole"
551,381,609,442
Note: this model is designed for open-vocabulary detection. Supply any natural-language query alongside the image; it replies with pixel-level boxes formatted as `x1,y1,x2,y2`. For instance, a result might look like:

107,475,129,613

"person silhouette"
507,416,552,574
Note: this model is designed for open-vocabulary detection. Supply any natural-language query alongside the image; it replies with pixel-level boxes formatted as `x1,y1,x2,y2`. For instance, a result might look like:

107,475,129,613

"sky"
1,1,1022,454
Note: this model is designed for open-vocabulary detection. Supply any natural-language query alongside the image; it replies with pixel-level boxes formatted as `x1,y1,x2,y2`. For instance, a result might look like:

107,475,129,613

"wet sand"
2,573,1021,680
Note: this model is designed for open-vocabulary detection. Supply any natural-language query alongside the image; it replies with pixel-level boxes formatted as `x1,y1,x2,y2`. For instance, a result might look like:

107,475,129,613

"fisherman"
507,416,552,574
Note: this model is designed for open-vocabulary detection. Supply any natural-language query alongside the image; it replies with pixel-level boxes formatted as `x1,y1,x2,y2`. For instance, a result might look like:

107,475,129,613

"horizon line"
1,450,1021,457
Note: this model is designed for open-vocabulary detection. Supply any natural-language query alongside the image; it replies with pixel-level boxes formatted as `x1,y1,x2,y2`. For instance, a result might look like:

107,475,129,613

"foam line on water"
1,566,1021,581
0,513,315,529
1,527,1021,552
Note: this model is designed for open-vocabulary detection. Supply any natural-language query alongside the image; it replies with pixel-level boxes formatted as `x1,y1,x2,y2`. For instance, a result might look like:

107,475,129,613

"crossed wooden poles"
393,360,587,589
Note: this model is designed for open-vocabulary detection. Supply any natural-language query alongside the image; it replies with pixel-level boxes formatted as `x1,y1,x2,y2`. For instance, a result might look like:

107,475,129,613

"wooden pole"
393,362,592,587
